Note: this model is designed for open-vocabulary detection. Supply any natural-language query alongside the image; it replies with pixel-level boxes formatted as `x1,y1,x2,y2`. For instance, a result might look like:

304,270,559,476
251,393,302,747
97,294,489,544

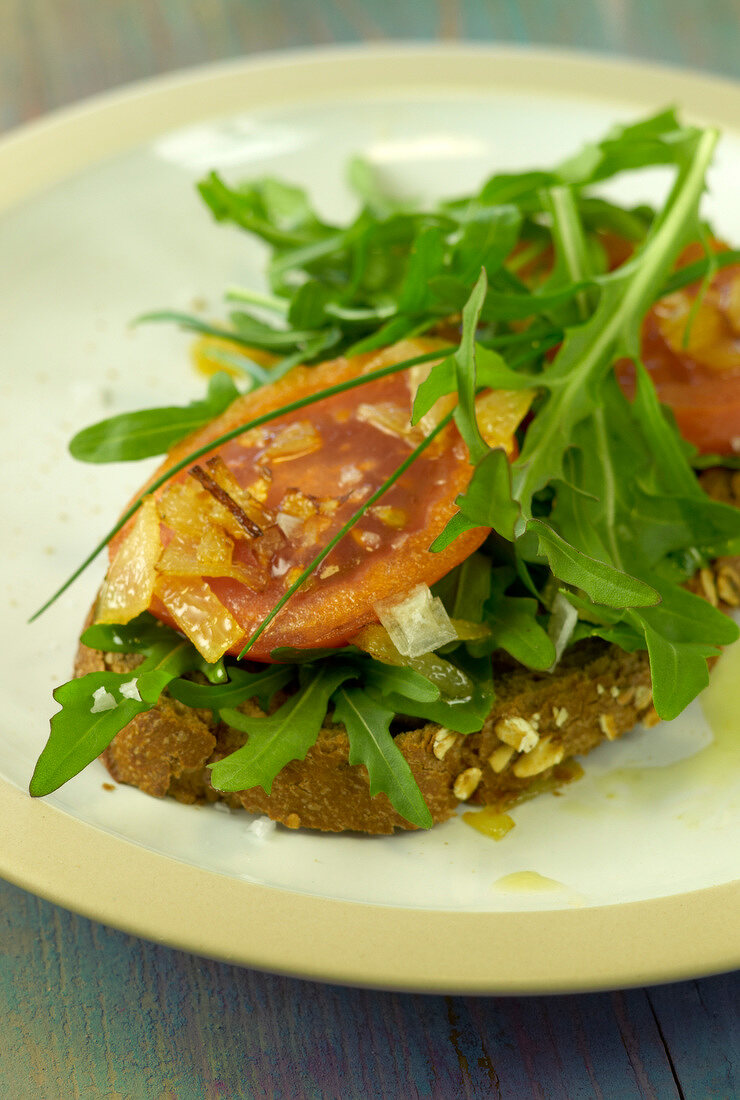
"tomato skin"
617,244,740,455
111,339,524,661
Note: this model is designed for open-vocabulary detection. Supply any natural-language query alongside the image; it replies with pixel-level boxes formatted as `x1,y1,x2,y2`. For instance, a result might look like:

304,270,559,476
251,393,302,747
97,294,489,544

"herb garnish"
30,110,740,825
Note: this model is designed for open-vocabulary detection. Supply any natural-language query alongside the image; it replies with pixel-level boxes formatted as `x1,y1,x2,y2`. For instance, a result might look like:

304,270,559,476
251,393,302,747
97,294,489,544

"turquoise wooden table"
2,2,739,1096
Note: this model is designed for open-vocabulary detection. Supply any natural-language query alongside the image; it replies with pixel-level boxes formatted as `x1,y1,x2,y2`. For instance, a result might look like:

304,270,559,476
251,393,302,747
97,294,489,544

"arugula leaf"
432,447,521,552
578,196,653,244
346,156,404,219
332,686,433,829
482,570,556,670
69,372,240,462
542,185,597,321
512,126,718,510
397,226,447,313
472,170,556,209
373,690,491,736
452,205,523,285
209,663,354,793
412,342,535,430
555,109,699,186
30,638,198,796
137,310,279,358
33,109,740,809
374,653,494,735
197,172,330,249
528,520,659,608
539,374,740,715
432,552,491,623
637,583,738,718
80,613,228,682
449,270,489,464
80,613,181,653
428,274,597,322
168,664,293,711
355,660,441,704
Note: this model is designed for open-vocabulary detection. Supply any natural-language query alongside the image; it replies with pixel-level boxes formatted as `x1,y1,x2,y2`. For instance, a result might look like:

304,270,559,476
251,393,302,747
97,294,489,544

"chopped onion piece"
157,481,211,540
262,420,322,461
658,288,739,370
374,583,457,658
91,687,117,713
196,525,234,569
449,618,491,642
351,622,473,699
474,389,534,454
157,530,263,588
355,401,423,447
275,511,303,538
156,575,243,662
371,505,407,529
95,496,161,624
547,592,579,670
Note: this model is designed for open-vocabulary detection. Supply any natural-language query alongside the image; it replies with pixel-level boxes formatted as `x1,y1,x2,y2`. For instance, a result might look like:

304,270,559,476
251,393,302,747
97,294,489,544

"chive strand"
32,321,558,623
238,411,455,657
28,347,450,622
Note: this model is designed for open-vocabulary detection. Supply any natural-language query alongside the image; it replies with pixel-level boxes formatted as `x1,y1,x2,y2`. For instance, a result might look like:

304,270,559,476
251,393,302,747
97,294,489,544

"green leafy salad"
30,110,740,829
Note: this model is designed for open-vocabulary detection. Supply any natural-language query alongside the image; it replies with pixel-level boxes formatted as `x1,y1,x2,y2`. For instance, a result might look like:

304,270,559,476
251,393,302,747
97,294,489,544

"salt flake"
91,687,117,714
119,678,141,702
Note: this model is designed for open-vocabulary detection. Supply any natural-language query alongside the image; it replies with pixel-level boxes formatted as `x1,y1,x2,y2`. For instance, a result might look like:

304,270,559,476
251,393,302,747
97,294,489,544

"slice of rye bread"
77,469,740,834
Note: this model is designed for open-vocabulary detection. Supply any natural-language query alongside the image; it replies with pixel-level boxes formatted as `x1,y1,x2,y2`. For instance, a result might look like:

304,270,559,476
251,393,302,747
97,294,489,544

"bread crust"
72,631,658,832
77,468,740,834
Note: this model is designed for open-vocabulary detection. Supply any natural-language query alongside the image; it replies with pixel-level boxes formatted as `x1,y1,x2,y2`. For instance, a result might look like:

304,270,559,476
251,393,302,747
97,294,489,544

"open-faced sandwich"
30,110,740,833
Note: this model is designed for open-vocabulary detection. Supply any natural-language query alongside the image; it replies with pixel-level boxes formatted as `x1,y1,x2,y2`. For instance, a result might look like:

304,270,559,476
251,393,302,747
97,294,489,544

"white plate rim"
2,42,739,994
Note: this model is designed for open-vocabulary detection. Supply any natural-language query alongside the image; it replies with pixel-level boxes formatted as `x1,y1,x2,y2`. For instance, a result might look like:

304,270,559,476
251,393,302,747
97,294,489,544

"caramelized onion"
374,583,457,657
189,464,263,537
475,389,534,453
95,496,161,624
155,575,244,662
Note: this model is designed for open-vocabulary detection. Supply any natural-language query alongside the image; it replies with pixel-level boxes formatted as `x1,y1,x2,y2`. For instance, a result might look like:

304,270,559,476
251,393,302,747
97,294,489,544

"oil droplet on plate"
700,636,740,767
462,807,515,840
493,871,565,893
192,334,276,378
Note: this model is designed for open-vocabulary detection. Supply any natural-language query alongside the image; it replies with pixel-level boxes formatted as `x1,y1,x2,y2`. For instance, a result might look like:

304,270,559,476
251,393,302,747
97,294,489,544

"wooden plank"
647,976,739,1099
6,879,729,1098
3,0,740,135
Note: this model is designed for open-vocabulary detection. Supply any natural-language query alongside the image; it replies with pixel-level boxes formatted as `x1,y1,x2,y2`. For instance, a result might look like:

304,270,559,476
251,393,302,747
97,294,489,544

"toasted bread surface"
76,468,740,833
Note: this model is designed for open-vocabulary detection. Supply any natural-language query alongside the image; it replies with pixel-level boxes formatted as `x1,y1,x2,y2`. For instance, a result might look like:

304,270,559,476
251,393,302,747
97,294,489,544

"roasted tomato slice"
617,244,740,455
99,339,531,662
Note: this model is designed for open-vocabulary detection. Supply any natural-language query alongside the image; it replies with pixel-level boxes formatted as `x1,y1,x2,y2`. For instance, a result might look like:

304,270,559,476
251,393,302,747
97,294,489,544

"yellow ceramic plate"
2,44,739,993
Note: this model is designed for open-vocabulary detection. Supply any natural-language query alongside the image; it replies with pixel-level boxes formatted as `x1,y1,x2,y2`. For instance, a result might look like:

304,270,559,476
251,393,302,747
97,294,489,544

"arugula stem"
481,323,562,349
225,287,289,313
513,127,719,510
238,411,454,657
270,228,354,278
544,185,595,320
592,406,622,569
